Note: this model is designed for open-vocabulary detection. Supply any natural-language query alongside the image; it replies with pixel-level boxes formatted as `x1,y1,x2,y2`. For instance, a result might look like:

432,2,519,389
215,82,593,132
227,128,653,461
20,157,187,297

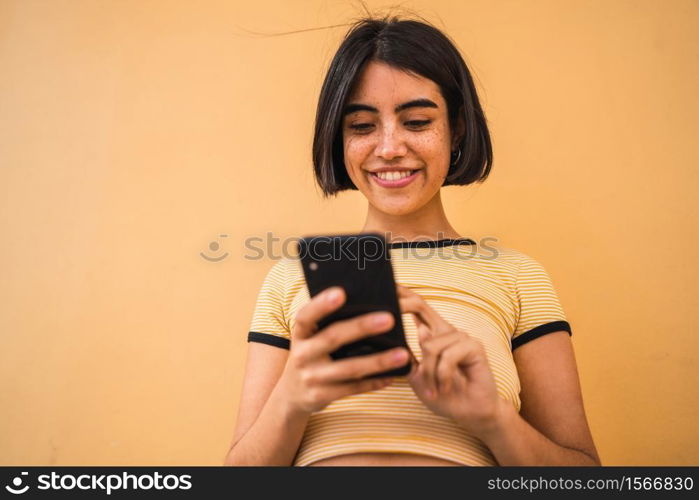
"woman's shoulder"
443,241,550,282
263,256,305,282
486,244,534,264
445,239,529,266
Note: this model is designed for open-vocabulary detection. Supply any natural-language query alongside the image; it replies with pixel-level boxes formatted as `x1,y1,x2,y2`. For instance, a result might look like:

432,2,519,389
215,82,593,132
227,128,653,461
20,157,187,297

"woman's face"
342,60,460,216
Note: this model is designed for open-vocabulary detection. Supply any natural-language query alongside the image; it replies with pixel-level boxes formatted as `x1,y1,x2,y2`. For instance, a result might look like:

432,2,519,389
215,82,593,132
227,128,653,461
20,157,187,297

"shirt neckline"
387,238,476,249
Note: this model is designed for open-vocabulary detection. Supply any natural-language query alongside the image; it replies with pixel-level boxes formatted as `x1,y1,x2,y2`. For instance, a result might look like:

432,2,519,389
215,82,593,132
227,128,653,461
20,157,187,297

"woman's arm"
470,331,602,465
223,343,309,466
397,285,600,465
224,287,404,466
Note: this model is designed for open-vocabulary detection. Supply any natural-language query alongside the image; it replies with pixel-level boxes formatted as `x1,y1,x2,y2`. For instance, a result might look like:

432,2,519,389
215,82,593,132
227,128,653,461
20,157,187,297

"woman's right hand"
277,286,410,415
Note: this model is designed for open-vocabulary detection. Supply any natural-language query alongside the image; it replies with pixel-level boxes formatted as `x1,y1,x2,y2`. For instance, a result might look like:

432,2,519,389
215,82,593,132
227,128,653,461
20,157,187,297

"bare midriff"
307,452,463,466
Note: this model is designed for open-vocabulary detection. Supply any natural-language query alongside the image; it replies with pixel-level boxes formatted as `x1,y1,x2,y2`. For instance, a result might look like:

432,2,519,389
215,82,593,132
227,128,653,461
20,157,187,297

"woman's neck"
360,191,462,243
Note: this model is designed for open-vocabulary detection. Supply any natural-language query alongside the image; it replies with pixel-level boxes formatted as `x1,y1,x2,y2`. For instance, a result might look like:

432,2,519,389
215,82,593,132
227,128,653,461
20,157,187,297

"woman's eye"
349,123,374,131
406,120,431,128
348,120,431,132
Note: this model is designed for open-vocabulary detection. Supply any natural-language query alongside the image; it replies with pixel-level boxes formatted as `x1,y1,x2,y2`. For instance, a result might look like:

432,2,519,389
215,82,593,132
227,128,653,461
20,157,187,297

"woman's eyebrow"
343,98,438,116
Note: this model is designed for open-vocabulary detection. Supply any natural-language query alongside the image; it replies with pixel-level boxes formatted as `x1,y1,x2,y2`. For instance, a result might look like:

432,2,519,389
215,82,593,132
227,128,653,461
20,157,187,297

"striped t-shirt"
246,238,572,466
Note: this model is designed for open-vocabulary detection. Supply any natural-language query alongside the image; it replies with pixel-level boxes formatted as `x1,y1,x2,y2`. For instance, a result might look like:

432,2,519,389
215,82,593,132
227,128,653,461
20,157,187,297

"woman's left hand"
397,284,506,437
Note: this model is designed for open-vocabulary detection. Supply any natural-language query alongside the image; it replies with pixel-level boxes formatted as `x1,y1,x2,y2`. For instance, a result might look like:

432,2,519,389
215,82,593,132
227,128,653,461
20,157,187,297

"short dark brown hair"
312,15,493,197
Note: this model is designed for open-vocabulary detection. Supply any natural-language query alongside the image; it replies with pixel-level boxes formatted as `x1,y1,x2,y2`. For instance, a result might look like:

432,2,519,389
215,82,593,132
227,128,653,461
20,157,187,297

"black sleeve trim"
511,320,572,351
248,331,290,350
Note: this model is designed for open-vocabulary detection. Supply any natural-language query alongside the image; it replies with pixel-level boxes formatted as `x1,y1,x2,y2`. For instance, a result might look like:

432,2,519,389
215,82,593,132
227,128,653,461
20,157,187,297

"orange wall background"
1,0,697,465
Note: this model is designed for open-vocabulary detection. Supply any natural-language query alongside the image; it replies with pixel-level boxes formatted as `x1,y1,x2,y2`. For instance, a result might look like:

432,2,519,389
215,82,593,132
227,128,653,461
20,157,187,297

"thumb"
406,350,420,379
407,360,431,399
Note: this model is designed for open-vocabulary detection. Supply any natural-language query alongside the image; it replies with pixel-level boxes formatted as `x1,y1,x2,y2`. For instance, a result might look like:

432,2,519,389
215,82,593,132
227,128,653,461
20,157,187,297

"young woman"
224,16,601,466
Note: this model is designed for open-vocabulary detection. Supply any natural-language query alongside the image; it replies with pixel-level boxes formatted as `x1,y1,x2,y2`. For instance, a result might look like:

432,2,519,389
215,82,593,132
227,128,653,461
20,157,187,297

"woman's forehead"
351,62,439,95
347,65,444,112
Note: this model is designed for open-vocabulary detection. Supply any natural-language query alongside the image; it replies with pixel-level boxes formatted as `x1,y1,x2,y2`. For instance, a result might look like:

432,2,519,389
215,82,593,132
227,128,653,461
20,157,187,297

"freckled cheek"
343,139,373,180
412,131,445,156
413,133,451,183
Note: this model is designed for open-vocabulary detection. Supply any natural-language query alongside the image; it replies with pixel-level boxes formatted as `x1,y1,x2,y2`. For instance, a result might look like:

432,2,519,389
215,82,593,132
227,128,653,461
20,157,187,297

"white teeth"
375,170,414,181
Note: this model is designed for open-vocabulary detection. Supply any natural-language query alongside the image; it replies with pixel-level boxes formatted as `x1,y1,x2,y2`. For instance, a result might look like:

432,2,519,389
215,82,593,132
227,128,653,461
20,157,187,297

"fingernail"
426,389,434,399
392,349,407,361
372,313,391,326
326,288,341,303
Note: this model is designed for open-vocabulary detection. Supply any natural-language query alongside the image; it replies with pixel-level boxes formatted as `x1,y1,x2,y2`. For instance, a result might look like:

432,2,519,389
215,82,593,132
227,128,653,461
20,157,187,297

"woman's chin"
371,200,420,217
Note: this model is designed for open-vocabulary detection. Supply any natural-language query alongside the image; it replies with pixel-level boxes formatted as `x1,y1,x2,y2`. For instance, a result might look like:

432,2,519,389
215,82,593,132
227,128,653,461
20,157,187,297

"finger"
406,349,420,378
397,293,432,325
450,368,468,394
416,321,432,344
454,337,492,382
400,296,436,339
313,346,410,383
398,293,453,336
303,310,395,360
411,308,458,346
408,362,434,400
420,331,463,394
436,340,475,393
292,286,346,342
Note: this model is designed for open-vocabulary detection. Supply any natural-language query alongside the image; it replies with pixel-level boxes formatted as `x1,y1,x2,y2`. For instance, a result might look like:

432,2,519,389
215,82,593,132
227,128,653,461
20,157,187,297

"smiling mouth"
367,169,421,188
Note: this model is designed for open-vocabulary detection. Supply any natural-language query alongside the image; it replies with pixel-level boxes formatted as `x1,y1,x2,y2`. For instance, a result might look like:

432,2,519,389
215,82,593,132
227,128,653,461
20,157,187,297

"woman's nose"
375,124,408,160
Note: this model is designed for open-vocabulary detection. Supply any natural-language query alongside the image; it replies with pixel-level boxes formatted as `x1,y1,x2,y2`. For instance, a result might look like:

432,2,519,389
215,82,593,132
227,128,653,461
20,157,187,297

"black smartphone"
296,232,412,378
